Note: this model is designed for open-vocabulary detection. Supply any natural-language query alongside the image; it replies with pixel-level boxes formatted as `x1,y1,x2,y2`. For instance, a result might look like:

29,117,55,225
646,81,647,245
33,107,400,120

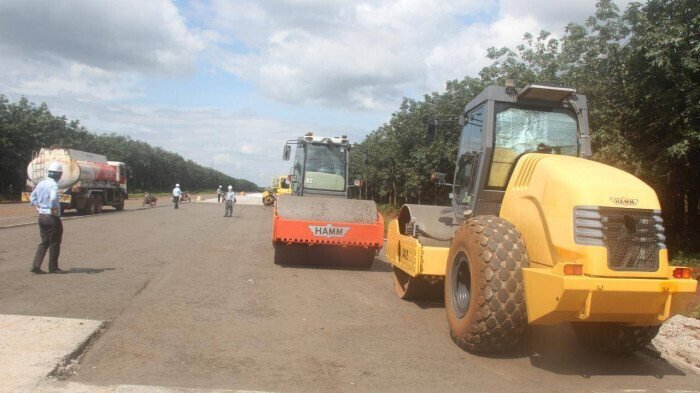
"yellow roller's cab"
274,176,292,196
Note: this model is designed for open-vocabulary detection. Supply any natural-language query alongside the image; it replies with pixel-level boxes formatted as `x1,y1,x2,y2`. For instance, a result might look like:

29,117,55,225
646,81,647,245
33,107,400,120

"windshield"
304,143,347,192
488,104,579,189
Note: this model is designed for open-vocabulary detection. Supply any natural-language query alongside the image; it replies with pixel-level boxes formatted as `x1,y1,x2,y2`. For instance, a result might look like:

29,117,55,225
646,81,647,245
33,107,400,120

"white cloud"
212,153,233,163
0,0,204,75
200,0,629,110
239,144,259,154
10,63,139,102
0,0,205,102
424,15,540,91
202,1,487,110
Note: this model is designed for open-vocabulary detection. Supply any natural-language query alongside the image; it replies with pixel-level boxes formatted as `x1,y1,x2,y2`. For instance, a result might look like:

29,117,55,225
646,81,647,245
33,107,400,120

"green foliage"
0,96,258,193
671,251,700,269
351,0,698,247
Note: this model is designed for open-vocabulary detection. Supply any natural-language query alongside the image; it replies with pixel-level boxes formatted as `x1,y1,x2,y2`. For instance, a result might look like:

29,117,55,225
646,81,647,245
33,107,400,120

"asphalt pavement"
0,202,698,392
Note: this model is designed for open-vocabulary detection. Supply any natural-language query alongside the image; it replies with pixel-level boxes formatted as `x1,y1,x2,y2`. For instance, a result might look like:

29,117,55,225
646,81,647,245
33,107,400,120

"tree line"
0,96,258,194
349,0,698,248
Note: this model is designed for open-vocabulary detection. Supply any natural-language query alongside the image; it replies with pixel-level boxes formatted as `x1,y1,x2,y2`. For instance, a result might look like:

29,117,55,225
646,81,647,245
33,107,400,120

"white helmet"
228,185,233,190
175,183,180,187
48,162,63,172
219,185,222,188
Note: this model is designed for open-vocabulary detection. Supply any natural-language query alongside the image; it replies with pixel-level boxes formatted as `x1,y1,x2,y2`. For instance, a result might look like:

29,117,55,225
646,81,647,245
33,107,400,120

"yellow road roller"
262,175,292,206
385,83,697,353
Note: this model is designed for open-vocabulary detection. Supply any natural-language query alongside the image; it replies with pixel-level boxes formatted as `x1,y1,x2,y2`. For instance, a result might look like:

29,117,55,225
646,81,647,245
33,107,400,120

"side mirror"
458,114,466,127
283,145,291,161
426,119,438,143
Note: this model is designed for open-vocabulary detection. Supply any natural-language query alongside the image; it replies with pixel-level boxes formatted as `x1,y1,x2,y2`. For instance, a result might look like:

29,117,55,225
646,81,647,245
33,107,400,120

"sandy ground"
0,202,698,392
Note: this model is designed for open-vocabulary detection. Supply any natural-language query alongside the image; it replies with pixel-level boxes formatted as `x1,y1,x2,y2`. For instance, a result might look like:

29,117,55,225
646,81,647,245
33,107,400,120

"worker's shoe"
31,267,47,274
49,268,67,274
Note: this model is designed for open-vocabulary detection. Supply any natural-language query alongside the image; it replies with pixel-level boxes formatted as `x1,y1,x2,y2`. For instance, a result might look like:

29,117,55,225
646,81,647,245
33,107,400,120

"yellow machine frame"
386,154,697,326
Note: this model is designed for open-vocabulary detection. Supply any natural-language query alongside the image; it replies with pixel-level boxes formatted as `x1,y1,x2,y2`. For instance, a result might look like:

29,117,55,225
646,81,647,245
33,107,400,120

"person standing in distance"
172,183,182,209
29,162,66,274
216,185,222,202
224,185,236,217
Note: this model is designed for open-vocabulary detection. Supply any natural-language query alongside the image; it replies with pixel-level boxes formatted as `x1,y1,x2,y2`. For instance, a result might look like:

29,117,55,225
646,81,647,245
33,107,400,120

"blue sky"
0,0,630,187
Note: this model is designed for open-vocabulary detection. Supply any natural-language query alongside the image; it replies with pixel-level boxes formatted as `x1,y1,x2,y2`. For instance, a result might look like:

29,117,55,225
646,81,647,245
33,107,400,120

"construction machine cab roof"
453,84,590,219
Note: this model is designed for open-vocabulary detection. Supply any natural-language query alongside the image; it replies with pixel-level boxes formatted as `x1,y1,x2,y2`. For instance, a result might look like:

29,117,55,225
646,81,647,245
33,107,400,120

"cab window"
487,103,578,189
454,105,484,205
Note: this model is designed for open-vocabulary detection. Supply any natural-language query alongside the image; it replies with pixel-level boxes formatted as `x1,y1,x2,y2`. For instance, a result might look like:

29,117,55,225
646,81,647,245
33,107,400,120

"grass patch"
670,251,700,269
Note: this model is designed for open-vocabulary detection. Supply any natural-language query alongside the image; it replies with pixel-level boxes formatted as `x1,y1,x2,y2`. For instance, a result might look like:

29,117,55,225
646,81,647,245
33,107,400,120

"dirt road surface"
1,203,698,392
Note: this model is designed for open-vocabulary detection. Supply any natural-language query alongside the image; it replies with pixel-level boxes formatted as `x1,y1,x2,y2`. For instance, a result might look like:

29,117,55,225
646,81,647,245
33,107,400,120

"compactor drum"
386,84,697,354
272,133,383,268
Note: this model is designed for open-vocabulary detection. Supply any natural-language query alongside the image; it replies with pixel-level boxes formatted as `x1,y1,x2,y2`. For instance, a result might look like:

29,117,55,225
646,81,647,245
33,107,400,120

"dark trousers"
33,215,63,270
173,196,179,209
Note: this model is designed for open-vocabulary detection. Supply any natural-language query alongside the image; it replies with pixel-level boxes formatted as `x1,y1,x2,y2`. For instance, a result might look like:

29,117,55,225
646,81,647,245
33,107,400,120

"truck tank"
26,148,117,190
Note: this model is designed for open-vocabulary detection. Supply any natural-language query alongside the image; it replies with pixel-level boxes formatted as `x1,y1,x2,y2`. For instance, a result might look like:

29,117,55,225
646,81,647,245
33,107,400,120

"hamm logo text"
308,224,350,238
610,197,639,206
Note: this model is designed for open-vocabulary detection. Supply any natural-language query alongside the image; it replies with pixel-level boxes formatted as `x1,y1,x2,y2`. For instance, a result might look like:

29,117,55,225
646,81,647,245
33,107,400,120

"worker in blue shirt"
29,162,66,274
172,183,182,209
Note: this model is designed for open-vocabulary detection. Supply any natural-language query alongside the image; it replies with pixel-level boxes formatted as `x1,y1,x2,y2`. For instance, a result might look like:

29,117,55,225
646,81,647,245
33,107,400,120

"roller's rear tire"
445,215,529,353
392,267,443,300
571,322,660,354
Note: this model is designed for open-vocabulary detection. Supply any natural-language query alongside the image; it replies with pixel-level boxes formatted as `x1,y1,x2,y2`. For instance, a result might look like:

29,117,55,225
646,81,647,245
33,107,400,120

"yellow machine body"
385,219,448,277
262,176,292,206
385,154,697,325
272,176,292,196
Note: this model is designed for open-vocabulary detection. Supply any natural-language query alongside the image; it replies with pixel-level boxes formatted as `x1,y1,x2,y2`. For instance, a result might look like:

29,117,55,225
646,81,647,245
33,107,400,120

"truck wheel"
116,197,125,211
393,267,443,300
444,215,529,353
83,196,95,215
571,322,660,354
94,195,103,214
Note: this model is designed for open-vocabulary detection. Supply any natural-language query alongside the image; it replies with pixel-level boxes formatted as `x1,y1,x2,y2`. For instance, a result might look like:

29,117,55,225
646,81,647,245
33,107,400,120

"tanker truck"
21,148,128,215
